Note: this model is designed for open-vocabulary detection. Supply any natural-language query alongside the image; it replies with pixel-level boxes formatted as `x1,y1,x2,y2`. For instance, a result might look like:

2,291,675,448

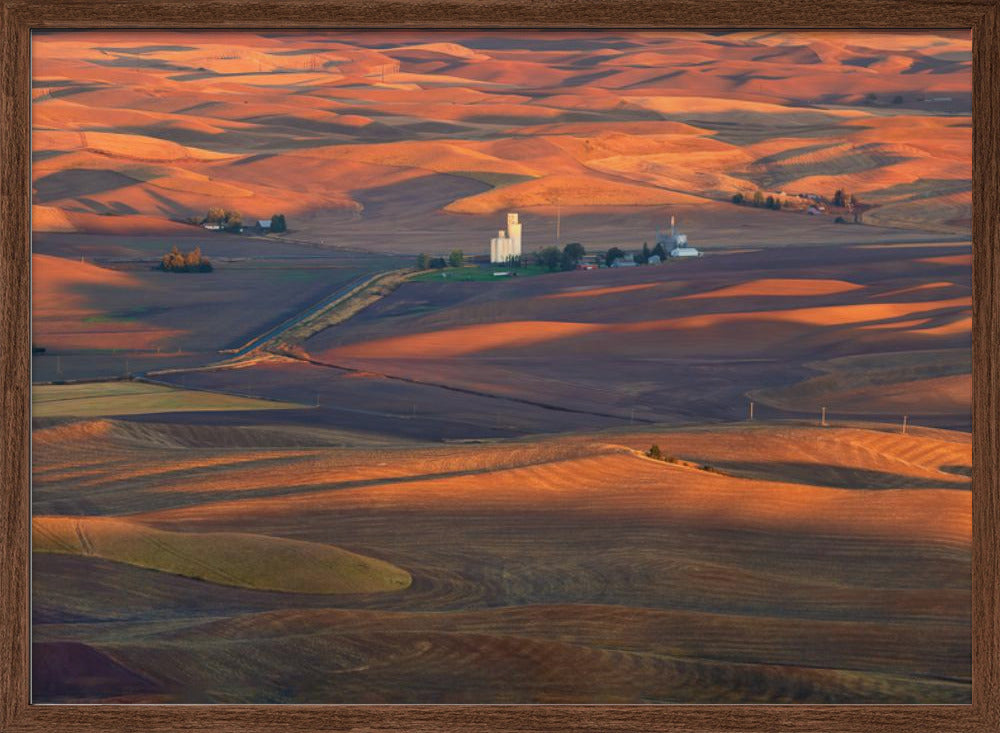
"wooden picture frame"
2,1,997,730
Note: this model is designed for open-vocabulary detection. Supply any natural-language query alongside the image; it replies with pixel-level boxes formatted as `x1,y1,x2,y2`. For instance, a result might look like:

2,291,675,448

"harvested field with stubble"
33,381,304,417
31,239,402,382
32,417,970,703
300,241,970,432
33,515,412,594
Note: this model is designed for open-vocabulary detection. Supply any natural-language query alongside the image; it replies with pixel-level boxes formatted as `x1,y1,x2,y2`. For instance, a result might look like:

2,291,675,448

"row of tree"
731,189,864,216
832,189,859,209
202,207,242,231
416,250,464,270
731,191,785,210
159,246,213,273
188,208,289,233
534,242,586,272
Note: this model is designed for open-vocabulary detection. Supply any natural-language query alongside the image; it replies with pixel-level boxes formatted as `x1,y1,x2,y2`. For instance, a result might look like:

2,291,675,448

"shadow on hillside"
707,460,971,490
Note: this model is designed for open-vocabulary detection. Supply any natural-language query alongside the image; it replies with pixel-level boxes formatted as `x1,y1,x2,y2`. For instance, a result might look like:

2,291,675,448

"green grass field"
409,264,555,282
33,380,304,417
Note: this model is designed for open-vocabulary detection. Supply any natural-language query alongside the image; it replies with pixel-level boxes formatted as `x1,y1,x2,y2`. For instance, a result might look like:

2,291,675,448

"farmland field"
33,418,970,703
33,381,304,418
32,236,402,382
30,29,971,704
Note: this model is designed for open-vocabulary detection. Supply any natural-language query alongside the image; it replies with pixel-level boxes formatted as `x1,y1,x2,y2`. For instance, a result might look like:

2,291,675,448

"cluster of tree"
201,207,243,231
731,191,783,210
832,189,859,208
637,241,667,264
596,244,668,267
603,246,625,268
269,213,287,233
536,242,586,272
159,246,213,273
415,249,464,270
646,444,674,461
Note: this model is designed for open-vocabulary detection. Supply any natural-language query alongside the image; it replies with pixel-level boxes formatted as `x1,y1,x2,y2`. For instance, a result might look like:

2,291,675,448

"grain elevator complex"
490,213,522,264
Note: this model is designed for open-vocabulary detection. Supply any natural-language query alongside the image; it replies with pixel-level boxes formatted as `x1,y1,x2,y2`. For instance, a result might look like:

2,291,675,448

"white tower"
506,213,522,257
490,213,522,264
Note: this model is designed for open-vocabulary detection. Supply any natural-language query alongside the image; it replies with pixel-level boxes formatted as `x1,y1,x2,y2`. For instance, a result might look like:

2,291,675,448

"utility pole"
821,406,827,427
902,415,908,434
556,200,561,247
748,400,754,421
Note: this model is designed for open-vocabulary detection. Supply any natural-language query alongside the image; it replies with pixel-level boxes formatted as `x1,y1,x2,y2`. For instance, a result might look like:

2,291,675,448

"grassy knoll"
33,381,303,418
33,515,412,594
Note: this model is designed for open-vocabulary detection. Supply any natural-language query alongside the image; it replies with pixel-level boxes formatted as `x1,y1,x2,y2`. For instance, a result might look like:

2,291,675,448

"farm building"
657,216,701,258
611,253,637,267
490,212,522,264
